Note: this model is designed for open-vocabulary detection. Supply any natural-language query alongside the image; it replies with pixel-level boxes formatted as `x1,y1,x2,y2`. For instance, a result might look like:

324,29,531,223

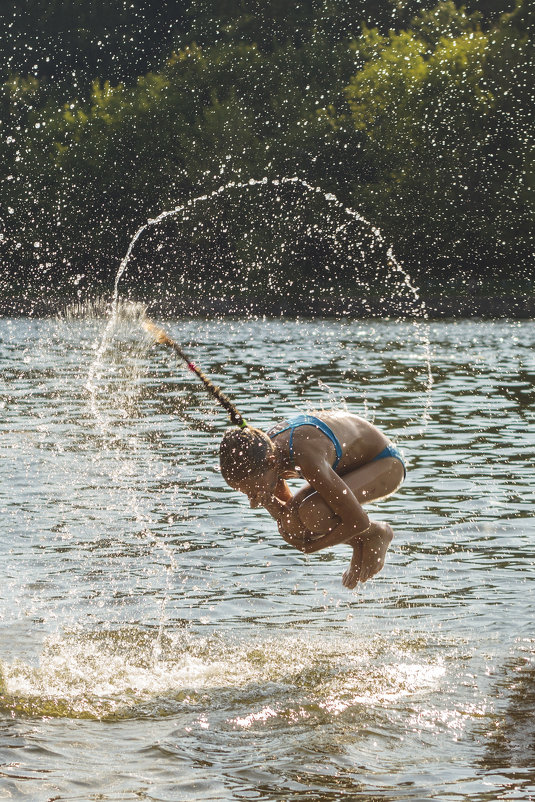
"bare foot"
342,540,363,589
359,521,394,582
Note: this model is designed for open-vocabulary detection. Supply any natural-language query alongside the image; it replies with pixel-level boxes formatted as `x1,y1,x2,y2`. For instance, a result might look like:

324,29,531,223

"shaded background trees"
0,0,531,310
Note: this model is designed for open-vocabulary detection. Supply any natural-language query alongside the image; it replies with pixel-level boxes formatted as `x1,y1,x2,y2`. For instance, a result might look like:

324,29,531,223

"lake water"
1,315,534,801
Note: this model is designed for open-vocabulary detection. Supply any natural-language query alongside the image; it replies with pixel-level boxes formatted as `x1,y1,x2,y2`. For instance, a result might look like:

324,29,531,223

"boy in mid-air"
219,410,405,587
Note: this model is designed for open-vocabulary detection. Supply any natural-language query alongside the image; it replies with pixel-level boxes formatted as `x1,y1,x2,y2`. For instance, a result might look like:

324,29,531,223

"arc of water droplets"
87,176,432,432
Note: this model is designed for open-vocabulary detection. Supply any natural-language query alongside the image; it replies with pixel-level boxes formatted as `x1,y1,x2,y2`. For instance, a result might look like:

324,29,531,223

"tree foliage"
0,0,531,306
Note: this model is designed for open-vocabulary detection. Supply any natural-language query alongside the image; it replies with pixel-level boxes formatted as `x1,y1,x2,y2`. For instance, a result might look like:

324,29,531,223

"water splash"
85,299,149,435
0,628,445,721
112,177,421,309
91,176,433,431
77,179,434,661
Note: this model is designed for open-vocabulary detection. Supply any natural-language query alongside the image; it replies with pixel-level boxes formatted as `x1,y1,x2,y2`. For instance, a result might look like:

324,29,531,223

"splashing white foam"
0,628,445,721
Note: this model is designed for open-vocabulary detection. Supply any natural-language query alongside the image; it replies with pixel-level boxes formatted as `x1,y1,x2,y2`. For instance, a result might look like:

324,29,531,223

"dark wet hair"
219,426,275,484
143,319,247,428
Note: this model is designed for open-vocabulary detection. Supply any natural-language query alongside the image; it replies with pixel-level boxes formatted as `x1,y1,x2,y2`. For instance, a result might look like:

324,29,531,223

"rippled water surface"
1,315,534,801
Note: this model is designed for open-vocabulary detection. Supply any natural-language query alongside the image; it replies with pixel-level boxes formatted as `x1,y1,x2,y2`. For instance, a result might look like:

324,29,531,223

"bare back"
270,410,391,477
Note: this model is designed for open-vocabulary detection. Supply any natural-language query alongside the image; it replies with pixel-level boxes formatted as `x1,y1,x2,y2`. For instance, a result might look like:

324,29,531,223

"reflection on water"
478,647,535,797
0,316,534,801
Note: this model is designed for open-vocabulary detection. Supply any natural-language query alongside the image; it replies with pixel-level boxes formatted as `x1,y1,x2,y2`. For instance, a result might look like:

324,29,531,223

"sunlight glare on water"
1,316,535,800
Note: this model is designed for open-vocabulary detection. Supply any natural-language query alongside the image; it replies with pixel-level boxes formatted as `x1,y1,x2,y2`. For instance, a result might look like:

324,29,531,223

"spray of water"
0,628,445,721
88,176,433,434
81,178,434,643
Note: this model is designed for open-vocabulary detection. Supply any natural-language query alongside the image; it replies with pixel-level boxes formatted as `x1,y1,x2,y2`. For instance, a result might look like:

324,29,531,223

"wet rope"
142,318,248,429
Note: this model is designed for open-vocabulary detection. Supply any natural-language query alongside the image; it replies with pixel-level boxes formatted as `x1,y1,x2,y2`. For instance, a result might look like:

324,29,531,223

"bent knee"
298,496,339,534
356,459,405,503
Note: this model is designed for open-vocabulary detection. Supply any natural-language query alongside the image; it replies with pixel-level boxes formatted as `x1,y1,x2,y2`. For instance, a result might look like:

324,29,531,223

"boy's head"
219,426,278,504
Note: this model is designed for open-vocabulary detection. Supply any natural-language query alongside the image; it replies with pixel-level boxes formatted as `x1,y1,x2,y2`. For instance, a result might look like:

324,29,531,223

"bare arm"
253,459,371,554
254,477,296,524
258,491,290,522
255,480,315,549
299,522,367,553
295,455,371,552
260,494,310,540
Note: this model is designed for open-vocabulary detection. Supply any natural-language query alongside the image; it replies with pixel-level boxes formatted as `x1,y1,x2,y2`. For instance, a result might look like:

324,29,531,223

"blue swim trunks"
371,443,406,479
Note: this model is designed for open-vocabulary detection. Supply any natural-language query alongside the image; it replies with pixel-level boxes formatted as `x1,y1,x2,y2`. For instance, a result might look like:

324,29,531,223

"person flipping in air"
219,411,406,588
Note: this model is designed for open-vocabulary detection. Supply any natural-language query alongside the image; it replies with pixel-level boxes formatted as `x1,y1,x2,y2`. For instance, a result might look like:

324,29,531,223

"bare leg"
342,539,363,588
297,458,403,585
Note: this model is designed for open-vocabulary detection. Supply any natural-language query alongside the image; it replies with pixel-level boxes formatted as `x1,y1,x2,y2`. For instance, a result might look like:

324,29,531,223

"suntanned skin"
230,411,404,587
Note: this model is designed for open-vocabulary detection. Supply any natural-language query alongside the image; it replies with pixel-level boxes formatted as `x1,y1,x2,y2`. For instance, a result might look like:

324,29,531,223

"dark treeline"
0,0,532,311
